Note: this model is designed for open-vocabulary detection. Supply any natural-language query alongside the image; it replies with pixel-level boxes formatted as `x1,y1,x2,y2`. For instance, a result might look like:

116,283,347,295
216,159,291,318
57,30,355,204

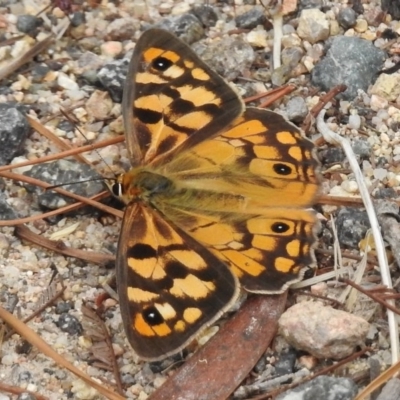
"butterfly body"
113,29,320,361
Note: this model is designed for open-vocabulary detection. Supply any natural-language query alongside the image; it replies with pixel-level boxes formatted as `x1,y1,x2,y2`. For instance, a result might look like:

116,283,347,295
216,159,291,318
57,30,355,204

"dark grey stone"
374,187,397,199
376,378,400,400
18,370,32,382
298,0,323,11
318,147,346,164
337,7,357,29
190,5,218,28
0,106,30,165
277,376,358,400
235,6,266,29
351,138,371,158
0,191,17,220
57,119,75,133
31,64,50,83
57,313,83,335
3,292,18,313
382,0,400,20
97,56,130,103
336,208,370,248
281,47,304,68
312,36,386,100
351,0,364,14
193,36,255,81
153,13,204,44
55,301,74,314
253,356,267,374
16,14,41,35
71,11,85,27
286,96,309,123
121,373,136,386
23,159,104,211
275,349,297,376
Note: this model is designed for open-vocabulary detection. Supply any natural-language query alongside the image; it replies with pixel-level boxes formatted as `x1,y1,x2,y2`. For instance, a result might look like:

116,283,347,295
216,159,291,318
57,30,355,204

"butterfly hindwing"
116,202,239,360
122,29,244,167
160,205,317,293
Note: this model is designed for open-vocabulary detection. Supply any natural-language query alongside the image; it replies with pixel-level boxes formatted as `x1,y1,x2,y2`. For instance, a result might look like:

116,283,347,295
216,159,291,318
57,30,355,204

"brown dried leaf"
81,304,123,393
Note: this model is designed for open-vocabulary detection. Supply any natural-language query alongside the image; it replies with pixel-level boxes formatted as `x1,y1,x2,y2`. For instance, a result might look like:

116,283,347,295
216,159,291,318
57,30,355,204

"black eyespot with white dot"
273,163,292,176
142,306,164,326
271,222,290,233
152,56,173,71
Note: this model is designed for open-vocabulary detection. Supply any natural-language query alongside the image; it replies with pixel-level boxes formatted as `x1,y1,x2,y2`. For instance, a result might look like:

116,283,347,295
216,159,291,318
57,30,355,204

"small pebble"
338,8,357,29
354,19,368,33
57,73,79,91
373,168,388,180
371,73,400,102
297,9,330,44
16,15,41,34
235,6,266,30
286,96,308,122
298,355,318,370
310,282,328,297
279,302,370,359
101,41,123,58
341,180,359,194
370,94,389,111
348,114,361,129
246,29,268,48
57,313,83,335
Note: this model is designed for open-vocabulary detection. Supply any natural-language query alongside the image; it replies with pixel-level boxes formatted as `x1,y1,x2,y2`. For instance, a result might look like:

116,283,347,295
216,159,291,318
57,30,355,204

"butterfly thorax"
112,167,251,217
115,168,175,204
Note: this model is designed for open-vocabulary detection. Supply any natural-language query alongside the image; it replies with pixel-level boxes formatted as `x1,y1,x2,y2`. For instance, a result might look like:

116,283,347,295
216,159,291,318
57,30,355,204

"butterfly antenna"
45,177,109,191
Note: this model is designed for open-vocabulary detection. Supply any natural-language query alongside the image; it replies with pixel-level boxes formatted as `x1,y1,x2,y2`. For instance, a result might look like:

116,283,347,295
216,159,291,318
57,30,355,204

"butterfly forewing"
162,108,319,209
116,202,239,360
122,29,244,167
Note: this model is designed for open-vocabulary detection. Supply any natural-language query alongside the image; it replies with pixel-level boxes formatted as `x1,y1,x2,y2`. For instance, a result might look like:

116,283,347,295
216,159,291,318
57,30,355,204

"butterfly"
109,28,320,361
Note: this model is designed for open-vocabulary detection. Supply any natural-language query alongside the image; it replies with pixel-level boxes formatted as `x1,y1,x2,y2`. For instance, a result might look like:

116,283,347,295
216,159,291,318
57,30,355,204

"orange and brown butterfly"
109,28,320,361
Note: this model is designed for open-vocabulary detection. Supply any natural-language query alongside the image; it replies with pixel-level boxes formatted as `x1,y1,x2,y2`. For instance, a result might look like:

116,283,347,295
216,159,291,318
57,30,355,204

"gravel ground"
1,0,400,399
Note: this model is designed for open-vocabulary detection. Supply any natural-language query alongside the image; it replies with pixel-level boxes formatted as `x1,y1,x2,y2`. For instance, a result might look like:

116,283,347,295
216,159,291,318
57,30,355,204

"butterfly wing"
116,202,239,361
160,205,317,293
162,107,319,209
155,107,320,292
122,29,244,167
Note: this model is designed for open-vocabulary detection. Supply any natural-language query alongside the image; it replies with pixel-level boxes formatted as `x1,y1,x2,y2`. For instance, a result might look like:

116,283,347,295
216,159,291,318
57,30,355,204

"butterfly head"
107,168,175,204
